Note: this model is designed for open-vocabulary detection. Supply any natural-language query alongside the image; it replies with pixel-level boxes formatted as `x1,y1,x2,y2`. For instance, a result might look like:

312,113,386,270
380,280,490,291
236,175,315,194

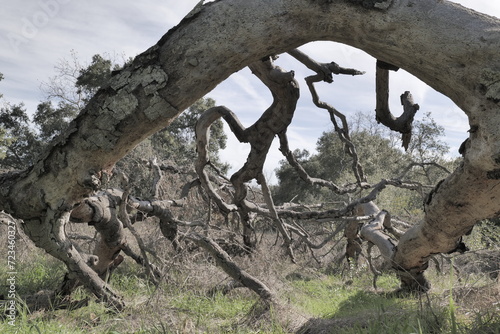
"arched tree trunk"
1,0,499,302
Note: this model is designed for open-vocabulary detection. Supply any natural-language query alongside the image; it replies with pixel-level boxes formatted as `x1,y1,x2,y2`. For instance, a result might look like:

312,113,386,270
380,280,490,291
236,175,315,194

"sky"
1,0,499,184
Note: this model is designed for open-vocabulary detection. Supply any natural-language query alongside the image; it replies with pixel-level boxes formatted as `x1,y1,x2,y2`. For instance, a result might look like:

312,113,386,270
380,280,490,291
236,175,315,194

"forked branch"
290,48,367,186
375,60,420,150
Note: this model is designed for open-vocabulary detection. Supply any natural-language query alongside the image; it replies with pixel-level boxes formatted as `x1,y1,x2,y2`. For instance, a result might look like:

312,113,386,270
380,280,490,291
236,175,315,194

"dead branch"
397,161,452,179
290,48,367,186
150,157,163,199
207,279,245,297
278,132,359,195
195,56,300,256
366,243,382,289
119,188,160,285
344,220,363,263
288,48,365,82
360,209,397,263
375,60,420,150
257,173,296,261
70,189,126,277
186,233,275,303
195,106,241,214
290,220,346,250
120,243,163,280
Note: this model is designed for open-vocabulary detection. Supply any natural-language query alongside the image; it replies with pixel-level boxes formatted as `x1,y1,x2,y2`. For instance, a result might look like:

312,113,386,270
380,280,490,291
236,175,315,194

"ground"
1,218,499,333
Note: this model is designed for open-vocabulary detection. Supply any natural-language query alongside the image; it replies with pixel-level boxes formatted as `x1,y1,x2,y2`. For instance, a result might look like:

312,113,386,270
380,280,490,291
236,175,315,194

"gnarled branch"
375,60,419,150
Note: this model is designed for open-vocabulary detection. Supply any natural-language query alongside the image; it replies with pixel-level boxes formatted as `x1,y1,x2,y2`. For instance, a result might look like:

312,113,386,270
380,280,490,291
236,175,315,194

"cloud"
0,0,200,110
450,1,499,19
209,68,272,126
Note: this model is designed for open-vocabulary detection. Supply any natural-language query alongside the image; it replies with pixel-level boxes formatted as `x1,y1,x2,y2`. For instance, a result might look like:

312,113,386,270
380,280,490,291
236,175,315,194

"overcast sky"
1,1,499,183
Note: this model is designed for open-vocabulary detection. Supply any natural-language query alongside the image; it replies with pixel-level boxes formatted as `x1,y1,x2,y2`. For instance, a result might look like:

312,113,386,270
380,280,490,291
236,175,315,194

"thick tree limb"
25,211,125,310
344,220,363,263
71,189,126,276
195,106,241,214
359,208,397,263
195,56,300,256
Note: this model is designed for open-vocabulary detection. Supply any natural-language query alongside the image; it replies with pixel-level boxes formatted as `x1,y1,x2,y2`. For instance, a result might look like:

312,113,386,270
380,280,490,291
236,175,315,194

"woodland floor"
1,221,499,334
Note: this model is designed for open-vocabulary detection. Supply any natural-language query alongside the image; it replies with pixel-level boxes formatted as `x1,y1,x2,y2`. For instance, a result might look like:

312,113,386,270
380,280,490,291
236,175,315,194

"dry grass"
1,216,499,333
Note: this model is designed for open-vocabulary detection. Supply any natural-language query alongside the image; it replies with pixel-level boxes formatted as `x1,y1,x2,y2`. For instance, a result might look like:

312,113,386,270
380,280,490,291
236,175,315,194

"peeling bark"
359,207,397,264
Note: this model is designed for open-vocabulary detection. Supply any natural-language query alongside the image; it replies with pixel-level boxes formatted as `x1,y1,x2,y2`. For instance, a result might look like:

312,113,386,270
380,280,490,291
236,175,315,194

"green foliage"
0,100,80,170
273,148,322,203
75,54,115,100
0,103,41,169
112,96,228,199
0,53,226,176
33,101,78,142
273,112,453,218
149,97,227,169
406,112,450,163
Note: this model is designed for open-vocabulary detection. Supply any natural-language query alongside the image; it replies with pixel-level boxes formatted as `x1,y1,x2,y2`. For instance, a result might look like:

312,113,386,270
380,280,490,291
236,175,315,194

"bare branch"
119,188,160,285
292,50,367,186
150,157,162,199
278,132,359,194
186,233,275,303
288,48,364,83
375,60,420,150
257,173,295,262
397,162,452,179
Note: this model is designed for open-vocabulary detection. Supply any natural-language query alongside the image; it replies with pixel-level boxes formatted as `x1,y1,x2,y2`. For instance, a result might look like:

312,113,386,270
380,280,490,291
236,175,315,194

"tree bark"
1,0,500,299
375,60,419,150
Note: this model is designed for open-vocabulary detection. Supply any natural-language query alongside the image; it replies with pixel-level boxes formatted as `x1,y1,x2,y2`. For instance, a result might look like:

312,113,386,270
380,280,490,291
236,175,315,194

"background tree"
0,103,39,169
0,53,227,176
273,112,452,217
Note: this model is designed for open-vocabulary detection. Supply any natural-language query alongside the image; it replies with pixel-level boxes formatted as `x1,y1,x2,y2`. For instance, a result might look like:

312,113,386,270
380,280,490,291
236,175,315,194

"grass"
1,237,499,333
287,272,401,318
288,272,449,333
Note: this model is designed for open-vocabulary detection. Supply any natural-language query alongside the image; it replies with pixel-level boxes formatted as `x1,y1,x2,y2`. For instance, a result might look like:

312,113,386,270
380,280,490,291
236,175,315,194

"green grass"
2,246,499,333
0,252,66,296
287,273,402,318
286,272,485,334
169,291,258,331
